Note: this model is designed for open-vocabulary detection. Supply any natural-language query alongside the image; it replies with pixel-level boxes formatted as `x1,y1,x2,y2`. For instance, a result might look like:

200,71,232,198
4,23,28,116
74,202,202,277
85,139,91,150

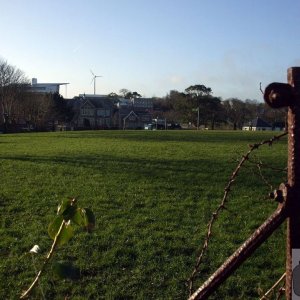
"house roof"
249,117,271,128
123,110,138,121
82,97,114,109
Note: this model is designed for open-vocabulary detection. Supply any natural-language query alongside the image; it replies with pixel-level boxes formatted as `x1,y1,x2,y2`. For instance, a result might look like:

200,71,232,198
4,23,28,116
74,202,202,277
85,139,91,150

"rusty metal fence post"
265,67,300,299
188,204,287,300
285,67,300,299
189,67,300,300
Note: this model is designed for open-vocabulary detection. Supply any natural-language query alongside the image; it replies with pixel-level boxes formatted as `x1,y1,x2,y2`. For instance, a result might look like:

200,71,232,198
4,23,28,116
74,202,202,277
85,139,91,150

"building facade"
242,117,272,131
71,95,114,129
117,98,153,129
30,78,69,94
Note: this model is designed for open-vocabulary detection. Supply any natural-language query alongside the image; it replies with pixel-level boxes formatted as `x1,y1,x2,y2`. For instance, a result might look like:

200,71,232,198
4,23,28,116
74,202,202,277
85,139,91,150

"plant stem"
260,273,286,300
31,254,45,300
20,220,66,299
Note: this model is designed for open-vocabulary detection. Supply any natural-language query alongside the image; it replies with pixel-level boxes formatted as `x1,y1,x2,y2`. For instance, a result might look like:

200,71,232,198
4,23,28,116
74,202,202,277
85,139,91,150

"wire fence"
187,67,300,300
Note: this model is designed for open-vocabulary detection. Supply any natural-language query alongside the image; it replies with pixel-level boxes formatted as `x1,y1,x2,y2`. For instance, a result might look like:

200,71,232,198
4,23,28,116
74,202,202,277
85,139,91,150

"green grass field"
0,130,287,299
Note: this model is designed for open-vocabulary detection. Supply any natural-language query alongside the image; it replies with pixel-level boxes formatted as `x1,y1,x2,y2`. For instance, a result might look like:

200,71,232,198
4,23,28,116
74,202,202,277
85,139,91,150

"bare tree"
223,98,248,130
0,59,29,131
21,92,53,130
119,88,130,98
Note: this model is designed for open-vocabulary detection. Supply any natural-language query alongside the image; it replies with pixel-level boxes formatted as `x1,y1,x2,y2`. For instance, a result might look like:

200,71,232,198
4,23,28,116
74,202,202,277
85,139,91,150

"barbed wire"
187,131,288,297
246,158,287,174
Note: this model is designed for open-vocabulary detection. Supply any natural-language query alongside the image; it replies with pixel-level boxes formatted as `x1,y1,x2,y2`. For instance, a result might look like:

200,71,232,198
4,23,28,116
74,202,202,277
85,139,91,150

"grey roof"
86,98,113,109
249,117,271,127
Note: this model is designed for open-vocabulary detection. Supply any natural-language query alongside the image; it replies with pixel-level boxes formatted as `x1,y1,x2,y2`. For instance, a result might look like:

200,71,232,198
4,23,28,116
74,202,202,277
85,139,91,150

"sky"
1,0,300,100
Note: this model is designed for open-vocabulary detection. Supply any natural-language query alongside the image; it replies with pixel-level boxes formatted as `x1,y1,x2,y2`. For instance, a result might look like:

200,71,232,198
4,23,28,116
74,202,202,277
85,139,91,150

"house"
117,98,153,129
272,121,285,131
71,95,114,129
242,117,272,131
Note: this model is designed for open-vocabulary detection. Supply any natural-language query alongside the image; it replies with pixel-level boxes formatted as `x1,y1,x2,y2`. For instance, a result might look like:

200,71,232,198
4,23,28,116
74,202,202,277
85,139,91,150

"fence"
189,67,300,300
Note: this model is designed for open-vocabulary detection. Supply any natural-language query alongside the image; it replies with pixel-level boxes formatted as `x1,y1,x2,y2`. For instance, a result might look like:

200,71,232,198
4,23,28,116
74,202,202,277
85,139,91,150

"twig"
31,254,45,300
187,132,288,296
20,220,66,299
259,273,286,300
260,82,264,95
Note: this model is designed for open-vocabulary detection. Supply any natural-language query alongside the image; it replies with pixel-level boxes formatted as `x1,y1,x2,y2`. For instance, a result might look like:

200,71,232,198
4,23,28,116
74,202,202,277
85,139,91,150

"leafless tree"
21,92,53,130
0,59,29,131
119,88,130,98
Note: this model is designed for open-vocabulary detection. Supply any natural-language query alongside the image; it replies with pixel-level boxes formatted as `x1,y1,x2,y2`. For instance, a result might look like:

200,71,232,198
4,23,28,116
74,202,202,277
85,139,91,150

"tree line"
152,85,286,130
0,58,286,132
0,59,71,132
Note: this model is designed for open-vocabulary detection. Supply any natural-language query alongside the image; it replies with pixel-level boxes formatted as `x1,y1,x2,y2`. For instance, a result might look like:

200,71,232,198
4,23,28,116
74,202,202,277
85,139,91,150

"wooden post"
286,67,300,299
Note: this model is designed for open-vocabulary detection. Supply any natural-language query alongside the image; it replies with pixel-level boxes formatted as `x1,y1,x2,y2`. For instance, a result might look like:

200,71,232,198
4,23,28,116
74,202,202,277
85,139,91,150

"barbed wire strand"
256,160,274,191
187,131,288,296
245,158,287,173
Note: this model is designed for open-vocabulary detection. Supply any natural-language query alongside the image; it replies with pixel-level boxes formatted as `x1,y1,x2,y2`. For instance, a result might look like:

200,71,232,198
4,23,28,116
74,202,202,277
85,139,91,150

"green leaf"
72,208,95,232
52,261,80,280
83,208,96,232
48,216,74,246
62,205,77,221
71,208,86,226
57,198,77,215
48,215,63,239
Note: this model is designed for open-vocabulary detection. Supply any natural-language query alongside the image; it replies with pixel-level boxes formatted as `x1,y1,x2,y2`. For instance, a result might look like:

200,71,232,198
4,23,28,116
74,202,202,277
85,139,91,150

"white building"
242,117,272,131
30,78,69,94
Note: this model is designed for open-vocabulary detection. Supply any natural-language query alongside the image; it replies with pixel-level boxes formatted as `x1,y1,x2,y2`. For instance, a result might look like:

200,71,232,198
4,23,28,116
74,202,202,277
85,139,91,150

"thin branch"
20,220,66,299
31,255,45,300
260,82,264,95
259,273,286,300
187,132,288,296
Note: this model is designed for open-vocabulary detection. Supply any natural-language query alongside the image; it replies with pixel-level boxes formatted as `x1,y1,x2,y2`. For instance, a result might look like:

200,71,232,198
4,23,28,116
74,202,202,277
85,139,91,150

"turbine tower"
90,70,102,95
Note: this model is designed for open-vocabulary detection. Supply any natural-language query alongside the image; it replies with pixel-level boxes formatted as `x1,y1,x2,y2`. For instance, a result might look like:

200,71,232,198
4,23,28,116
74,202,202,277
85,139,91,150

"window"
97,109,105,117
81,107,93,116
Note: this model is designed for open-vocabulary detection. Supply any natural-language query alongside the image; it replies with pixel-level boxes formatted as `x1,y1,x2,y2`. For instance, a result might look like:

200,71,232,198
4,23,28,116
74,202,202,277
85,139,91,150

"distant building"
71,94,114,129
117,97,153,129
272,121,285,131
30,78,69,94
242,117,272,131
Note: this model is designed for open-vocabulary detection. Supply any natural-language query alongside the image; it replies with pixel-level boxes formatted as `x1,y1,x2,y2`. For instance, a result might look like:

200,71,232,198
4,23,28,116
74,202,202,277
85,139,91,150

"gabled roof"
123,110,138,121
81,97,113,109
250,117,271,128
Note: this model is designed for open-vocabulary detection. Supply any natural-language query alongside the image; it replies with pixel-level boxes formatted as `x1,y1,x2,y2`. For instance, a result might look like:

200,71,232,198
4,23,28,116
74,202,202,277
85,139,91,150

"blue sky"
1,0,300,100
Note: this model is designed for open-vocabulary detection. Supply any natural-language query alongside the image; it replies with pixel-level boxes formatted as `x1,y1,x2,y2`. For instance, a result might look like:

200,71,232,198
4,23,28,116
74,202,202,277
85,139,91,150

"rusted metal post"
188,68,300,299
263,67,300,299
189,202,287,300
286,67,300,299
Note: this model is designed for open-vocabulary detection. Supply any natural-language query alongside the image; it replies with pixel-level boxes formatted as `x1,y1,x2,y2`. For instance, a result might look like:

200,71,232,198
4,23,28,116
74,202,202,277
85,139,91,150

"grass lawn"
0,130,287,299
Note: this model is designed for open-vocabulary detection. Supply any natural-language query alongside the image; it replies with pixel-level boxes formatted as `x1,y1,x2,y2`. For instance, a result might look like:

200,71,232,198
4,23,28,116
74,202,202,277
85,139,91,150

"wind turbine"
90,70,102,95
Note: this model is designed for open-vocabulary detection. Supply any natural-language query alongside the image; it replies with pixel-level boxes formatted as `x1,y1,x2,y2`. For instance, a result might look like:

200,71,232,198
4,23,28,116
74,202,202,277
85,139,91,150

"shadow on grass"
13,130,286,144
0,153,231,186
